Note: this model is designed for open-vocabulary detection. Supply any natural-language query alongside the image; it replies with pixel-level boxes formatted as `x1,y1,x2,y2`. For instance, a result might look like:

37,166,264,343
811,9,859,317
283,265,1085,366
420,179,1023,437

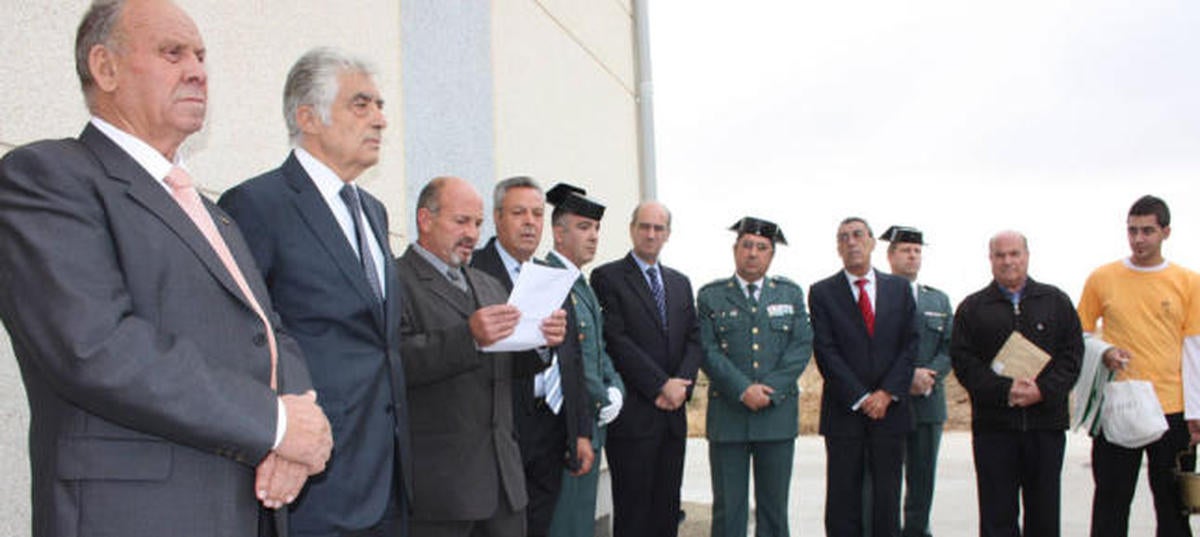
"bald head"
629,201,672,264
416,176,484,266
79,0,207,159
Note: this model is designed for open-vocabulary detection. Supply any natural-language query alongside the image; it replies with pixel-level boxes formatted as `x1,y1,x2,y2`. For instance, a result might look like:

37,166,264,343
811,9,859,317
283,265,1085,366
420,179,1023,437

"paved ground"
678,431,1200,536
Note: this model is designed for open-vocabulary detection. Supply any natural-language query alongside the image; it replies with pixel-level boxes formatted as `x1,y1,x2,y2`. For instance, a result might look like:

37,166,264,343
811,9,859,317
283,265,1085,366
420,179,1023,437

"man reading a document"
396,176,567,537
950,231,1082,537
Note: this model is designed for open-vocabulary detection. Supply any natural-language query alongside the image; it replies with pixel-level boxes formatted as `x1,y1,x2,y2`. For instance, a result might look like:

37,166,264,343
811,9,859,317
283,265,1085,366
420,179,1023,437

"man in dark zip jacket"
950,231,1082,537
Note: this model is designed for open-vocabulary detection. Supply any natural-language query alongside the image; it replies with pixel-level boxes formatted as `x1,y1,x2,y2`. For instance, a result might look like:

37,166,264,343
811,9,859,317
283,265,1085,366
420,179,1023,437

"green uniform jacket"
911,284,953,424
698,275,814,443
546,252,624,438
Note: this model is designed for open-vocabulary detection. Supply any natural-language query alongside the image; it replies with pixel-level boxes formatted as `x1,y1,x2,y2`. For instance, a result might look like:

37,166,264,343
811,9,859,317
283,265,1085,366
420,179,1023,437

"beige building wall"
0,1,645,533
493,0,642,266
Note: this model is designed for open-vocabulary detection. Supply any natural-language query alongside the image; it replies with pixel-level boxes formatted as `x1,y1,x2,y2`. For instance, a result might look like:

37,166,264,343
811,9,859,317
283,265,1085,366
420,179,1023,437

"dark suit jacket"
397,245,545,521
808,269,918,437
471,238,591,469
218,152,412,534
589,253,703,439
0,125,311,537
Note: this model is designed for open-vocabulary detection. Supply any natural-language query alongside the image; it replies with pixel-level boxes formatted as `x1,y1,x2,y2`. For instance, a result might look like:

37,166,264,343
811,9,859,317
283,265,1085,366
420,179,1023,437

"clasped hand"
256,390,333,509
1007,378,1043,408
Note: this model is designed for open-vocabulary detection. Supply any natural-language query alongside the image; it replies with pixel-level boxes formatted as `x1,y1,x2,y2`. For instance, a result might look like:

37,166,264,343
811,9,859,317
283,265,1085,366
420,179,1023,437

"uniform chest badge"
767,304,793,317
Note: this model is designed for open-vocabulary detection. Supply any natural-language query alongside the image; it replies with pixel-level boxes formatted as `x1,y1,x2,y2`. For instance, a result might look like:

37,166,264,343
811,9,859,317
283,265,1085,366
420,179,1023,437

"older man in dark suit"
219,48,411,537
590,201,704,537
0,1,331,536
397,176,567,537
808,217,917,537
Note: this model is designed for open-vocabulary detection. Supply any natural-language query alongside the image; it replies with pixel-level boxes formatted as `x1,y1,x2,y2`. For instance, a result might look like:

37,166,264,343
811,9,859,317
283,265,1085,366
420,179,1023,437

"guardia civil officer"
697,217,814,537
880,226,953,537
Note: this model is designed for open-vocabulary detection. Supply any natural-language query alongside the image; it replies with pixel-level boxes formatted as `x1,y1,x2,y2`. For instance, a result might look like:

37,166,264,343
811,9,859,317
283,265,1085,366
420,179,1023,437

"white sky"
647,1,1200,306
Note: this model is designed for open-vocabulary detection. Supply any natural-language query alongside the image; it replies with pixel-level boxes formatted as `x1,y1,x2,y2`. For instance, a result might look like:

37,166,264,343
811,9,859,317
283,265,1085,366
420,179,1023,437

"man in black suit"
0,2,331,535
219,48,411,537
470,176,593,536
590,201,704,537
397,176,567,537
808,217,917,537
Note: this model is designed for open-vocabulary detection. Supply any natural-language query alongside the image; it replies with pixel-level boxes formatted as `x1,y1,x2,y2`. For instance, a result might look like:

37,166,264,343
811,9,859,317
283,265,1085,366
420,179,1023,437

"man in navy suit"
808,217,917,537
220,48,411,537
470,177,594,536
590,201,704,537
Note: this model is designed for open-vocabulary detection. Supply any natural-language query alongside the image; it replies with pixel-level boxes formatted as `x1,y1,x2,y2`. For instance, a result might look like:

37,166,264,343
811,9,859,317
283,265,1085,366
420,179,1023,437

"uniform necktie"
747,283,758,307
647,266,667,329
164,166,277,389
855,278,875,337
338,184,384,304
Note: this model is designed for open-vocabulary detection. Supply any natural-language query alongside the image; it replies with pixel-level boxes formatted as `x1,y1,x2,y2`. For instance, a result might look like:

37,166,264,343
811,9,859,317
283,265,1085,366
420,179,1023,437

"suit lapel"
404,246,475,317
83,126,256,313
282,155,384,329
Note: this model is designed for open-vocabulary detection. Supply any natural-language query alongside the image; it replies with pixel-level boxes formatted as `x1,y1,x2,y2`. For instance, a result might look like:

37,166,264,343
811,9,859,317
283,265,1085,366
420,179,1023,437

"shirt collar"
843,267,876,287
1122,257,1170,273
412,242,455,275
631,252,660,275
735,274,765,295
90,116,180,190
494,240,525,276
549,249,580,273
294,147,353,202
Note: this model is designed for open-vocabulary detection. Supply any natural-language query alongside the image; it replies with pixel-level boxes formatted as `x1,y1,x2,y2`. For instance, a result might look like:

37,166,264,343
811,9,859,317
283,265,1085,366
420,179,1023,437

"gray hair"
492,176,542,211
283,47,375,143
75,0,125,106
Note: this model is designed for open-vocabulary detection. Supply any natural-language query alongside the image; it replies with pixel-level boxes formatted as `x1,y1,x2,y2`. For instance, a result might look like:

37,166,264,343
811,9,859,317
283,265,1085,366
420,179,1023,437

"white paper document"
482,261,579,352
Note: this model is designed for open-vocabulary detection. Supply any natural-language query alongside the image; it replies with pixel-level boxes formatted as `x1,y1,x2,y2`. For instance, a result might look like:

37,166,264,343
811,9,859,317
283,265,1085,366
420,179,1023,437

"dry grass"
687,361,973,437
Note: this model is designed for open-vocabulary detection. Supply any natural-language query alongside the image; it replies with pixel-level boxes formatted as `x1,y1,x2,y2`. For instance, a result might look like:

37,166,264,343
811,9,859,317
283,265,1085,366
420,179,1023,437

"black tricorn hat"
546,183,605,220
880,225,924,245
729,216,787,246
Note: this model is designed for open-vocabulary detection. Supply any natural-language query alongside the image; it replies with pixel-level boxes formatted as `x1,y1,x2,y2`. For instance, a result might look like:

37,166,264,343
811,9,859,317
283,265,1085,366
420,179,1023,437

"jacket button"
252,333,267,347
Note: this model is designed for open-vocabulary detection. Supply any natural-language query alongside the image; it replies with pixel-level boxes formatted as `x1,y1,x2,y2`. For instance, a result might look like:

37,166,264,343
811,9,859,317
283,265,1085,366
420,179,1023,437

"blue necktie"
647,267,667,329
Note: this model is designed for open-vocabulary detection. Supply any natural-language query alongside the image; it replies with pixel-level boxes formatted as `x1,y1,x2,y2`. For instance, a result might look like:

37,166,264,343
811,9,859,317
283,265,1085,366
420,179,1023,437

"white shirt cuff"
273,398,287,449
851,393,869,411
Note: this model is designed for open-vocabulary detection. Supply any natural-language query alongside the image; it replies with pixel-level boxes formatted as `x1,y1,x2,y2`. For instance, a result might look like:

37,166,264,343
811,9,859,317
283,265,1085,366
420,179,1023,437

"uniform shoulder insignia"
699,279,729,293
769,276,799,288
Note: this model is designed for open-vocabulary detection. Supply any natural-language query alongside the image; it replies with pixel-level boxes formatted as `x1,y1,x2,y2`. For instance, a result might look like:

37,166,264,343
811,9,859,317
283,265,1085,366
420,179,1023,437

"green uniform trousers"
709,438,795,537
902,423,942,537
548,427,606,537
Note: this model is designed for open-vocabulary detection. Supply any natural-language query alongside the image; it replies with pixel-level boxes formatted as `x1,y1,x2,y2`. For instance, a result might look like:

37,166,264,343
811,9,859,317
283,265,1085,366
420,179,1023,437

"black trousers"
825,434,905,537
607,429,686,537
971,429,1064,537
1091,412,1193,537
520,402,567,537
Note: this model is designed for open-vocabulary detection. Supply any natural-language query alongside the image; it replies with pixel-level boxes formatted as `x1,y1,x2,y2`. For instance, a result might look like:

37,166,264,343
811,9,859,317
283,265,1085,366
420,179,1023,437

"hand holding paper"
482,262,578,352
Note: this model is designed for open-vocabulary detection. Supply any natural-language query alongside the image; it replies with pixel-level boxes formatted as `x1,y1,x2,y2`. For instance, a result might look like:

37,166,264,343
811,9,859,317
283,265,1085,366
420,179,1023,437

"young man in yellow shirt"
1077,195,1200,537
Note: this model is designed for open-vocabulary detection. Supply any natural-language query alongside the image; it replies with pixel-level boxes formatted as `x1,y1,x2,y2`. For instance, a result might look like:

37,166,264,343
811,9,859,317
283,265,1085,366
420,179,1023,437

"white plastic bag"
1101,380,1168,449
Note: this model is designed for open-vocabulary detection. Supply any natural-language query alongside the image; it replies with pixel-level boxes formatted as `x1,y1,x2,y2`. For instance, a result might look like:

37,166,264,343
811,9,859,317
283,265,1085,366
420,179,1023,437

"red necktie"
855,278,875,337
164,167,278,390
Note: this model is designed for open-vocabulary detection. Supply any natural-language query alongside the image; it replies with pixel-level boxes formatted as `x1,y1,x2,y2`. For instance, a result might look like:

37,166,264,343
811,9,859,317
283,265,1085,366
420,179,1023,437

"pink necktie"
855,278,875,337
164,167,278,390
